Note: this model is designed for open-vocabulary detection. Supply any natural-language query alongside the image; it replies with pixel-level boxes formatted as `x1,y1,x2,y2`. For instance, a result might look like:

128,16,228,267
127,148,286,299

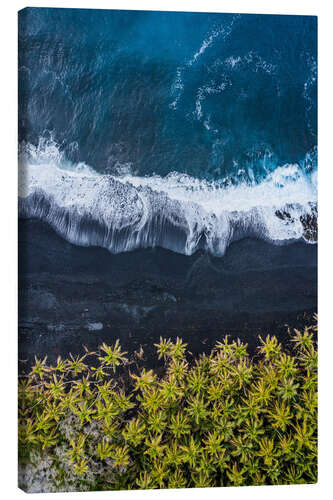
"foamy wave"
18,142,317,256
169,15,240,110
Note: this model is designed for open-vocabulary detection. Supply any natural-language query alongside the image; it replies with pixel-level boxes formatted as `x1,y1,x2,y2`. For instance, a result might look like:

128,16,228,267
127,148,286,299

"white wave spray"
18,141,317,256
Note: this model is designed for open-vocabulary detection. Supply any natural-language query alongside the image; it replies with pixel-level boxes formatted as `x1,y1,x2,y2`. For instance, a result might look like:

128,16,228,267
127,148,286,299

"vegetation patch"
18,318,317,492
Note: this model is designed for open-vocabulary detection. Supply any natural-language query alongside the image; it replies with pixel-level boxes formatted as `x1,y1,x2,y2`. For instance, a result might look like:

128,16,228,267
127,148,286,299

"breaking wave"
18,142,317,257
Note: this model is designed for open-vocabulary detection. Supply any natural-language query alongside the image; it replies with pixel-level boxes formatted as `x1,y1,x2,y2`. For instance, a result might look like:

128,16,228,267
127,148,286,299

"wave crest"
18,143,317,256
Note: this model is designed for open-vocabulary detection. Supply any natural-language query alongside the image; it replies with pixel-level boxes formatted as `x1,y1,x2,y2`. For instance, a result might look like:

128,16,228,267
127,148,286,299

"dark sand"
18,219,317,371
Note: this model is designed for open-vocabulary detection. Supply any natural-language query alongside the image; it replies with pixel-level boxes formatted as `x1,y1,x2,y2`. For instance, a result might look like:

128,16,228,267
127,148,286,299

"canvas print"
18,8,317,492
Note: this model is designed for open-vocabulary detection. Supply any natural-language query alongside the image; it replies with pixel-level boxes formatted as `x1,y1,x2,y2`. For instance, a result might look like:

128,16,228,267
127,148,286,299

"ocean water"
18,8,317,256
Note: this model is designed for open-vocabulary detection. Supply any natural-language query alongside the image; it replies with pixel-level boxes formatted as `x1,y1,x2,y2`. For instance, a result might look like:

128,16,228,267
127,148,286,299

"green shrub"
18,317,317,492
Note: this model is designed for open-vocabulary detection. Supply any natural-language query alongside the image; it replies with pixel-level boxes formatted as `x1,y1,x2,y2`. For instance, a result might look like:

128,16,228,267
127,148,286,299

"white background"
0,0,332,498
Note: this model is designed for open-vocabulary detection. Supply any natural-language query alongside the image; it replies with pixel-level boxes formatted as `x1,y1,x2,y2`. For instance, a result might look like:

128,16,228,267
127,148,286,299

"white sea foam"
169,15,240,110
195,80,230,120
18,141,317,257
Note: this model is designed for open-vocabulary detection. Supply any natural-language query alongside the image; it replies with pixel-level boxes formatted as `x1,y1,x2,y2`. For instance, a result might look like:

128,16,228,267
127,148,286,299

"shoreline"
18,218,317,369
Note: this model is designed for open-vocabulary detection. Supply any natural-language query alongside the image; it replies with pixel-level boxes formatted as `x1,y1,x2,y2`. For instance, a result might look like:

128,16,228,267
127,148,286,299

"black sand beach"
18,218,317,370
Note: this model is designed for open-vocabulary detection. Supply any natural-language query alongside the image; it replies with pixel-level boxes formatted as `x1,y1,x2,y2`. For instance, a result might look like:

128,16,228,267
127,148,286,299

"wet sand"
18,218,317,370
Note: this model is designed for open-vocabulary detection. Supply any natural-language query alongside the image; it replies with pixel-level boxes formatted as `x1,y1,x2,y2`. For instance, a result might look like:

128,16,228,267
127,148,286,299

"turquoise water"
18,8,317,256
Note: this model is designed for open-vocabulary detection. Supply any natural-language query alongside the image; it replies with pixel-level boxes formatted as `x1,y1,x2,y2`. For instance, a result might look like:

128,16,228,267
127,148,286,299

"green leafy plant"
18,318,317,492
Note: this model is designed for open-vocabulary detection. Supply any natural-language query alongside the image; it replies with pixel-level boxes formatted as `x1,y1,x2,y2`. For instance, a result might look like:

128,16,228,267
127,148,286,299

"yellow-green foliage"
18,318,317,492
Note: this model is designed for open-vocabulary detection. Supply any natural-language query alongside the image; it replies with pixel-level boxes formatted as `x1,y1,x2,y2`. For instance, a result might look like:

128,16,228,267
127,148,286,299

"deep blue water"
18,9,318,384
18,8,317,256
19,8,317,180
